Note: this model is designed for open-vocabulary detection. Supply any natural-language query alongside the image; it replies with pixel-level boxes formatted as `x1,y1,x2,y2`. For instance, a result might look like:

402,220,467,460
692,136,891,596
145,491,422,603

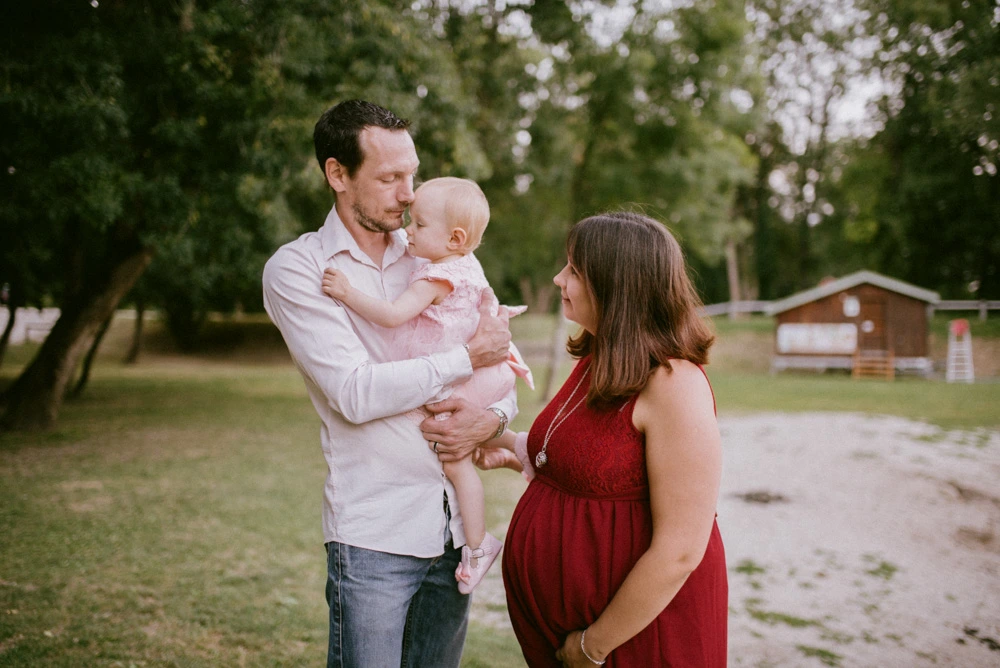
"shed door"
859,299,886,351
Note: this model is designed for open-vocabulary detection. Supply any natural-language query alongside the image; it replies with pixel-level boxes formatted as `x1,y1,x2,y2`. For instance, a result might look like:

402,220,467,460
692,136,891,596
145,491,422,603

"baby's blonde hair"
414,177,490,253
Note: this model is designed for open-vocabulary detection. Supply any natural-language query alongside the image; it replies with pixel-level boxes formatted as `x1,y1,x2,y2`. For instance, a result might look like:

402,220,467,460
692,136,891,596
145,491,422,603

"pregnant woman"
475,211,728,667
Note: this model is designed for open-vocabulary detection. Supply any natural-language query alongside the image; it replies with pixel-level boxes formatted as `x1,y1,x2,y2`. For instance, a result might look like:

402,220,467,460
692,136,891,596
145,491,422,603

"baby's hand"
322,268,352,301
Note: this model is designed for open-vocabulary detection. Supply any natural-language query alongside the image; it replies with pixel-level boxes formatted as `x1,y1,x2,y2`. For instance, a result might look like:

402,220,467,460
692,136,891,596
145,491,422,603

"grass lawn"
929,310,1000,339
1,312,997,666
709,369,1000,429
0,363,528,667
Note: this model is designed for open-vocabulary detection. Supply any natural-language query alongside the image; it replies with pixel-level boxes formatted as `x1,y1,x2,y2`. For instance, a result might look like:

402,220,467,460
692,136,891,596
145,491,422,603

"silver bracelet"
486,407,508,440
580,628,606,665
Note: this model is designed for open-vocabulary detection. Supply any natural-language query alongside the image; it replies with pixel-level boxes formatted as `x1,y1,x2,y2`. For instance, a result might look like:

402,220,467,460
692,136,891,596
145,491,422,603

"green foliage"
1,0,292,356
735,559,769,576
796,645,844,666
2,0,766,340
485,0,757,305
929,311,1000,339
864,559,899,580
7,0,996,423
743,0,878,294
849,0,1000,298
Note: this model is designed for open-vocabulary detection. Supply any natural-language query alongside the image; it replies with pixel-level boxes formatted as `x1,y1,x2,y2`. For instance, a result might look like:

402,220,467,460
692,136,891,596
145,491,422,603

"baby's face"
405,190,454,261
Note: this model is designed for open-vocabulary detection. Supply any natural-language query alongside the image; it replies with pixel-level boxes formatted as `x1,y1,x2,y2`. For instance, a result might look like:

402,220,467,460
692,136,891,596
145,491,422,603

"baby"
322,176,532,594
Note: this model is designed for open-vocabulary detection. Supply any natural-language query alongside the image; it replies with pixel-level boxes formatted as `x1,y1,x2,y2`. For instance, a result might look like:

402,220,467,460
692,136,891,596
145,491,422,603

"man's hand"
322,268,352,301
421,397,500,462
465,288,511,369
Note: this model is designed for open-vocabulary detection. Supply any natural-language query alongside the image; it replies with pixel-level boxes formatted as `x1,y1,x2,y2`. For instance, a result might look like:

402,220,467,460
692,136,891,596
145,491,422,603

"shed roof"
765,270,940,316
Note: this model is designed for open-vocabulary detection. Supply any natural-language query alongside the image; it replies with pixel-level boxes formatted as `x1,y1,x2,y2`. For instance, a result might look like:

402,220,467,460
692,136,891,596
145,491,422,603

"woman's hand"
555,630,605,666
472,445,520,471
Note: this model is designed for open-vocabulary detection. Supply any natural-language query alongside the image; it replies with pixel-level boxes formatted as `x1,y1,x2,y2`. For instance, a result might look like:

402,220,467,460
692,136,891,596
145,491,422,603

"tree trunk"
725,238,744,320
541,314,570,403
518,277,555,314
540,97,609,402
164,302,206,352
69,312,113,398
124,299,145,365
0,286,23,370
0,249,152,431
753,141,776,300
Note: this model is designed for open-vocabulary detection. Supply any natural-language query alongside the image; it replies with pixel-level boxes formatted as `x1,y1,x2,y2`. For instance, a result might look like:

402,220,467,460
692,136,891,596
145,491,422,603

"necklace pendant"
535,451,548,468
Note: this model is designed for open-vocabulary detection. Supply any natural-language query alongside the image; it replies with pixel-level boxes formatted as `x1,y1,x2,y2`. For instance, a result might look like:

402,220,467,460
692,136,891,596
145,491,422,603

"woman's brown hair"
565,211,715,408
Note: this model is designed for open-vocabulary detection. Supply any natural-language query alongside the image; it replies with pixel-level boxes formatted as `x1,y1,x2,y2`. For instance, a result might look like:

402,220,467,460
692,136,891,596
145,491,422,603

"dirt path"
720,413,1000,667
473,412,1000,667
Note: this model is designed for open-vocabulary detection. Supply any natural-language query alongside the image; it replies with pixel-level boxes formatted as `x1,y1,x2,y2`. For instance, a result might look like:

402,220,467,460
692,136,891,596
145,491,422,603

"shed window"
843,295,860,317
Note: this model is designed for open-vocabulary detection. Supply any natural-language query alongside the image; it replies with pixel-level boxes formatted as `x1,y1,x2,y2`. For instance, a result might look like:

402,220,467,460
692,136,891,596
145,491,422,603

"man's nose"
398,177,415,204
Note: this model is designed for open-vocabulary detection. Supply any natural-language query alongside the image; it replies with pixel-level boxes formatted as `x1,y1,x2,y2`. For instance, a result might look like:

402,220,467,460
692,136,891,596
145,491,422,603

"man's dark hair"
313,100,410,177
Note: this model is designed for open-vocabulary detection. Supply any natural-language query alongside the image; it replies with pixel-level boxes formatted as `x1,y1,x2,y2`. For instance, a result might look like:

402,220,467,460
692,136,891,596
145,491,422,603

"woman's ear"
325,158,349,193
448,226,468,250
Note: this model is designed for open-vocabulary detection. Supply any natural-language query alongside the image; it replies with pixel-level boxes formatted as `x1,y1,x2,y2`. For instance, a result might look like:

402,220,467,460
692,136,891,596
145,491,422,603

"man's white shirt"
262,205,516,557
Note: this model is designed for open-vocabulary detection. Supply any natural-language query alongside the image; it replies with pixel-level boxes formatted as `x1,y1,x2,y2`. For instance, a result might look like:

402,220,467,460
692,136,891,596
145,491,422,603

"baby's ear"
449,226,468,250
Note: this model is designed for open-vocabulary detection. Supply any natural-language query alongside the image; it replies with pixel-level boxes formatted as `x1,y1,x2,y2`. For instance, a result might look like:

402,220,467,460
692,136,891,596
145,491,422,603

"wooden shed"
766,270,940,375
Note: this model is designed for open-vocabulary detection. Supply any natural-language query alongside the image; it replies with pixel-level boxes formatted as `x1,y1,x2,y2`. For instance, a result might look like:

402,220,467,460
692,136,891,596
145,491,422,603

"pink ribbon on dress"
500,304,535,391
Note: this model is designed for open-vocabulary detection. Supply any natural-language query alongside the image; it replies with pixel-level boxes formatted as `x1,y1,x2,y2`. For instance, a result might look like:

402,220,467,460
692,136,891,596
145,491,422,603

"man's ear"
325,158,349,193
448,226,468,251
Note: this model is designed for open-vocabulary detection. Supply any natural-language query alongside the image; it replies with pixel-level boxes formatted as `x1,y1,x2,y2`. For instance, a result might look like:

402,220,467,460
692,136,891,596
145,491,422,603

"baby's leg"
443,457,485,554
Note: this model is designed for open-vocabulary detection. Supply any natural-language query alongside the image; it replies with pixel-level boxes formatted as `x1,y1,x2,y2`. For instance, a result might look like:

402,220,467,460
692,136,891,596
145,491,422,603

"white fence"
934,300,1000,320
2,299,997,347
701,300,999,320
0,308,60,345
699,301,772,317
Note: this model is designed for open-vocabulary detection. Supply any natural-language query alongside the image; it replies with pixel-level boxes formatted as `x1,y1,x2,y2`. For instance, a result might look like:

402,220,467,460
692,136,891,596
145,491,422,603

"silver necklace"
536,367,590,468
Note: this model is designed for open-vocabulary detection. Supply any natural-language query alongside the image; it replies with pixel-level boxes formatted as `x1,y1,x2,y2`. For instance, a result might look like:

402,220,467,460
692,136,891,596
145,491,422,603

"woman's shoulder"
634,360,714,427
648,359,707,390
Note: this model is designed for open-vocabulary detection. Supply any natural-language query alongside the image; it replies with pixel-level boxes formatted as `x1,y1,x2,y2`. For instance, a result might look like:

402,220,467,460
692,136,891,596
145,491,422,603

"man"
262,100,514,667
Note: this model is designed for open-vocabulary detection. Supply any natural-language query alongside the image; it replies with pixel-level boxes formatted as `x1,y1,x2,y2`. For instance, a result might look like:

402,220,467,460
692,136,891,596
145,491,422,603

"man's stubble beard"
353,202,402,234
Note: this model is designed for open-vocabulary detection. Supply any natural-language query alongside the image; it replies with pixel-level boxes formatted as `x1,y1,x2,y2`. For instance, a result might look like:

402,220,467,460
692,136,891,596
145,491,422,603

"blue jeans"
325,534,470,667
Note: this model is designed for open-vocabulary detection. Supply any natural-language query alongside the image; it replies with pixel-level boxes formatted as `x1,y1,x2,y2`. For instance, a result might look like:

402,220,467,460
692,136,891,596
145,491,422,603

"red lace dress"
502,358,728,667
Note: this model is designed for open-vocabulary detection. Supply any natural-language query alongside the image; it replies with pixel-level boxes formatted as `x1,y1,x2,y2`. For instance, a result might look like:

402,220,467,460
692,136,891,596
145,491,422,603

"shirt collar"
320,205,409,268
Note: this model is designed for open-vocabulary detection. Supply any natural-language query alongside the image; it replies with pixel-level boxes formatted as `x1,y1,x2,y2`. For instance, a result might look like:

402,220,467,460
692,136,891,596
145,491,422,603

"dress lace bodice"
526,359,648,499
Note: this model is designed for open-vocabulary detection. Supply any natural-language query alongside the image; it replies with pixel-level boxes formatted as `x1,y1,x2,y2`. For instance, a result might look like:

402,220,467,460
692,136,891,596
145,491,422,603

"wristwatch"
487,407,508,440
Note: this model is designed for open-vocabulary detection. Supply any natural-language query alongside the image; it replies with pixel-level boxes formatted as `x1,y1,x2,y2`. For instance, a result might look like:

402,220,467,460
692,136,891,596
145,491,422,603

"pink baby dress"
397,253,533,416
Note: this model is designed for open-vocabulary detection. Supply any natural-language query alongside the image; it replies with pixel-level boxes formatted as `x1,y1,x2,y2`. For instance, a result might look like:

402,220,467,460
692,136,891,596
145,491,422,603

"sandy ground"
473,412,1000,667
720,413,1000,667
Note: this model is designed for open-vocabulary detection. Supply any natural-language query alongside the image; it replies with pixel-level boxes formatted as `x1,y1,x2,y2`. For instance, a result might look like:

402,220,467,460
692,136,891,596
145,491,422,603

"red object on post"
950,319,970,336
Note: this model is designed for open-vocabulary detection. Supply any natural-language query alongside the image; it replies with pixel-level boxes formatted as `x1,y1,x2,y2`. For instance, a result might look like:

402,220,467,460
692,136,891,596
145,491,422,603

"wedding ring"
433,441,439,453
